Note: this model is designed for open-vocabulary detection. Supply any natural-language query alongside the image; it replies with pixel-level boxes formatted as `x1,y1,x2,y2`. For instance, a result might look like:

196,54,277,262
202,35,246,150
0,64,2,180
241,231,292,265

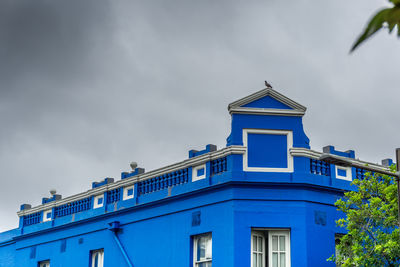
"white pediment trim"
228,87,306,116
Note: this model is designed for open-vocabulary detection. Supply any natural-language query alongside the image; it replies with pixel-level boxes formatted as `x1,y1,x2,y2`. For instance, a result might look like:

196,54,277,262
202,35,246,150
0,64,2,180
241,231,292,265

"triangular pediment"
228,87,306,116
241,95,293,109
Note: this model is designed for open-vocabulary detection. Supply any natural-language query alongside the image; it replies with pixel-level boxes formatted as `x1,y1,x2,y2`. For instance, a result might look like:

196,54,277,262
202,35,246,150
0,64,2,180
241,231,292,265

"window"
193,233,212,267
90,249,104,267
38,260,50,267
251,230,290,267
252,231,265,267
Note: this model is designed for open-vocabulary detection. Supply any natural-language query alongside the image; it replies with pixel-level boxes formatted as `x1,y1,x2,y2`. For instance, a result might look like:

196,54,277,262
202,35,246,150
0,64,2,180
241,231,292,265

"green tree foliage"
330,166,400,266
351,0,400,52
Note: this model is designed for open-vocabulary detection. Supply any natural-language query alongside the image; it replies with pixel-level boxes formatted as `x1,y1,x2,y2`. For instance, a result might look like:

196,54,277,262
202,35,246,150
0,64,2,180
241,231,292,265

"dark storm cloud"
0,0,113,86
1,0,400,231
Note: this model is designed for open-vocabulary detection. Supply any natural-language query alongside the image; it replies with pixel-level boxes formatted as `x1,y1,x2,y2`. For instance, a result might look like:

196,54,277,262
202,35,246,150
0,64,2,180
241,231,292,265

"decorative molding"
228,87,306,116
243,129,293,173
289,147,390,172
17,146,246,216
229,107,305,116
123,185,135,200
192,164,206,182
93,195,104,209
289,147,322,159
43,210,52,222
335,166,352,181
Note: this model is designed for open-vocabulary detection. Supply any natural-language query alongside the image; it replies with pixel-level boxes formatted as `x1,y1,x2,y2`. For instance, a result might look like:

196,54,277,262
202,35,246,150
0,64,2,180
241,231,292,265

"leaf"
390,0,400,6
351,8,392,52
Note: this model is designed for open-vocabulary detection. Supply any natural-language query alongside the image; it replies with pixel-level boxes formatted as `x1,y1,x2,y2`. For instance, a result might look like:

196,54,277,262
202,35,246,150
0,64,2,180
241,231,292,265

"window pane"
206,236,212,259
272,252,278,267
253,253,257,267
258,237,263,252
198,237,206,260
257,254,262,267
279,236,285,251
272,236,278,251
91,250,104,267
253,236,257,251
195,234,212,265
94,253,99,267
280,253,286,267
39,261,50,267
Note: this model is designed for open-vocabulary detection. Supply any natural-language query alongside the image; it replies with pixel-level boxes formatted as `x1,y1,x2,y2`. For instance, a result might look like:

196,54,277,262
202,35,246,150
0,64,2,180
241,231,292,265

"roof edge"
228,87,307,113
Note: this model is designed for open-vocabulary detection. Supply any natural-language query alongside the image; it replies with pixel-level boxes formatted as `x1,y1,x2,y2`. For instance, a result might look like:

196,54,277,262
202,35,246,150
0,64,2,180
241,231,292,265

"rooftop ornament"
130,162,138,170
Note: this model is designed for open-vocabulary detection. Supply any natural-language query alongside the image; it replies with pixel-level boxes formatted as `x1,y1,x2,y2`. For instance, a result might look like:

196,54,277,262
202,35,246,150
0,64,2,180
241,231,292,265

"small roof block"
228,87,306,116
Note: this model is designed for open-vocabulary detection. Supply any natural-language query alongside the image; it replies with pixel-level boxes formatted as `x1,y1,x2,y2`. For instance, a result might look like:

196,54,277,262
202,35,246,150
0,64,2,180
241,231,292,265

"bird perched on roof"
265,81,272,88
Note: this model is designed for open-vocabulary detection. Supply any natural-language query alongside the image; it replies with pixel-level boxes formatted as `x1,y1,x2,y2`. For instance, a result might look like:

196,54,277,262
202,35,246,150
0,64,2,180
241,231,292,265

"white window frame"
192,164,206,182
93,195,104,209
193,233,212,267
123,185,135,200
251,229,291,267
251,231,266,267
335,165,352,181
43,209,52,222
268,230,291,267
38,260,50,267
243,129,293,173
91,249,104,267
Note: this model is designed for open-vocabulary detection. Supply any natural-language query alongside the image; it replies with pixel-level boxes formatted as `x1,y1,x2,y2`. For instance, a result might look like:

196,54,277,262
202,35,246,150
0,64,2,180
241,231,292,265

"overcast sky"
0,0,399,232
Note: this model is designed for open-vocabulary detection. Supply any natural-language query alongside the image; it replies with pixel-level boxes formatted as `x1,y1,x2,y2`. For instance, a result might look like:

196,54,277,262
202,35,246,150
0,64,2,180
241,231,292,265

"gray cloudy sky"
1,0,399,232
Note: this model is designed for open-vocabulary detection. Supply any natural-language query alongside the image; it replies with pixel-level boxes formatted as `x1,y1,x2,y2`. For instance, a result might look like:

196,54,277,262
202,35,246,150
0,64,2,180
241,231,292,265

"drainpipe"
108,221,134,267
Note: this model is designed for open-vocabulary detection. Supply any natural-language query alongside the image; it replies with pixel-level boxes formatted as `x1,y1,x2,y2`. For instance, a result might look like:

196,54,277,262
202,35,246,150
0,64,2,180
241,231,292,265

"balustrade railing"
54,197,92,218
137,168,189,196
310,159,330,176
107,188,121,204
210,157,227,176
21,155,230,224
23,211,42,226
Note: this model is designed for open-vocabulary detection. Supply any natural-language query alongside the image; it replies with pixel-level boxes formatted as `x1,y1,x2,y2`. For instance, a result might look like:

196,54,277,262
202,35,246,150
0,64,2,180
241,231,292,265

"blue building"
0,86,393,267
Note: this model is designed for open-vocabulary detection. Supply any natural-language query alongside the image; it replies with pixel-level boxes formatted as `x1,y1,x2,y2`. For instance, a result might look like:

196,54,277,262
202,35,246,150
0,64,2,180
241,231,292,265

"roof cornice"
228,107,305,116
289,147,389,172
17,145,246,217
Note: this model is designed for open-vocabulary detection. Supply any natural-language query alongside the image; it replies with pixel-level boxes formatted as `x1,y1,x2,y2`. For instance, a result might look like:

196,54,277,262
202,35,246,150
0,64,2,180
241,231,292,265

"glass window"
193,233,212,267
251,231,265,267
91,249,104,267
251,230,290,267
269,232,288,267
38,260,50,267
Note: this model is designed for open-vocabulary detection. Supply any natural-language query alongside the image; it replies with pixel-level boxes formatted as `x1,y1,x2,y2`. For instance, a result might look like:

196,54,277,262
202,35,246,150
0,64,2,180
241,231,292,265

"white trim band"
243,129,293,173
18,146,246,217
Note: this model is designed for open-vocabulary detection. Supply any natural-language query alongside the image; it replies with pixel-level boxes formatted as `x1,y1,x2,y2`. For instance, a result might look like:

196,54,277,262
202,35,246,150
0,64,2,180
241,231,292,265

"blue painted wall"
0,88,379,266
